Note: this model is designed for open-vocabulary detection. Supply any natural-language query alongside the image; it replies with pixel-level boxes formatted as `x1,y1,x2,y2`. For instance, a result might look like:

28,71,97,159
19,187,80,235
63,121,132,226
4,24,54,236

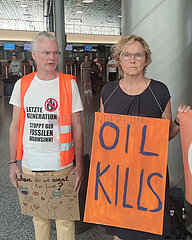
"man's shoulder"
20,72,36,83
22,72,36,78
59,72,73,78
59,72,77,83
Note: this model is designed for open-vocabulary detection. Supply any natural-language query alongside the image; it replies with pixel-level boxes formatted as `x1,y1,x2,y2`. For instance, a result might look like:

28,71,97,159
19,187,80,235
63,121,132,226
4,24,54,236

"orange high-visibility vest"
16,72,76,167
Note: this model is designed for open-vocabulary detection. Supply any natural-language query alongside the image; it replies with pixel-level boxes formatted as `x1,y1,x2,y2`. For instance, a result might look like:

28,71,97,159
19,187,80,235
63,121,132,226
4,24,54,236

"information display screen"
4,43,15,50
66,44,73,51
24,43,32,50
84,45,92,51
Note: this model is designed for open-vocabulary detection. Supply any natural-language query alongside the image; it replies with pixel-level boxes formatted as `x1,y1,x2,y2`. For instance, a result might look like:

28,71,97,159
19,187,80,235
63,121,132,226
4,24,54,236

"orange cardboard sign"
84,112,169,235
180,110,192,204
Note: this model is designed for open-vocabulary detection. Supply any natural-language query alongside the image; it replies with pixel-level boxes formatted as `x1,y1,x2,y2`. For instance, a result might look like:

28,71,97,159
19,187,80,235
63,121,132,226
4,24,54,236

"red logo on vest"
45,98,58,112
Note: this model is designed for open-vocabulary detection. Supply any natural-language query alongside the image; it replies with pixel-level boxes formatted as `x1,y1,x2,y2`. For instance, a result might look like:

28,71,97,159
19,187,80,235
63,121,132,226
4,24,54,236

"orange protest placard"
180,110,192,204
84,112,169,235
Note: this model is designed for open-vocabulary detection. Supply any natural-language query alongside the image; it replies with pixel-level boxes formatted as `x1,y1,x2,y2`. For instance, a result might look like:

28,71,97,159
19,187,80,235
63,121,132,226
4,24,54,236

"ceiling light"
82,0,94,3
20,4,28,8
76,10,84,14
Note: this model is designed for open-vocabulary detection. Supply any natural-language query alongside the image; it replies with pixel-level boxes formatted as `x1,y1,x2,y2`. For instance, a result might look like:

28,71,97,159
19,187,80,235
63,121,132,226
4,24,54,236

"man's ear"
32,51,36,61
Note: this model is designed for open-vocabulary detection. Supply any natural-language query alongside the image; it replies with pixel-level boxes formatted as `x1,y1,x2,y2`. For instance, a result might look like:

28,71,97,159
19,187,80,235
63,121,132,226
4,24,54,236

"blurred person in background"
90,57,102,95
9,54,21,82
5,54,21,97
106,55,117,81
82,55,91,94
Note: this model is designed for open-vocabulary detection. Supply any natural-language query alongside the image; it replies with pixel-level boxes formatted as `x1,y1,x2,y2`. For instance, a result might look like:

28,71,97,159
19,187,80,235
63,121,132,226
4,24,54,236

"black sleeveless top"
101,79,170,118
101,79,171,240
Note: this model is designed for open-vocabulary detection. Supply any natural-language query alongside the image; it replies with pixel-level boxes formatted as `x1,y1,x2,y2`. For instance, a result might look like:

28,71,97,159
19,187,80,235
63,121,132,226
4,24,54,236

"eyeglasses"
35,51,60,57
121,52,145,61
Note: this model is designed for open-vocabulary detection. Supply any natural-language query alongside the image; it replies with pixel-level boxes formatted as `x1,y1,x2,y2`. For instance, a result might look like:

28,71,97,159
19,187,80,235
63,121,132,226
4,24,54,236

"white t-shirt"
107,59,117,73
10,74,83,171
9,60,21,75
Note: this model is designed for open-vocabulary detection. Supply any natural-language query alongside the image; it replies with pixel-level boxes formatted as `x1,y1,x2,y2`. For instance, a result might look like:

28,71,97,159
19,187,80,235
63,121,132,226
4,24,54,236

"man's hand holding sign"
180,110,192,204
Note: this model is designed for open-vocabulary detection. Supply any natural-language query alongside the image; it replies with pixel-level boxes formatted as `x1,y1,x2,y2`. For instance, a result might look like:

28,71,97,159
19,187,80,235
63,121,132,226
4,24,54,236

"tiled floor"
0,77,113,240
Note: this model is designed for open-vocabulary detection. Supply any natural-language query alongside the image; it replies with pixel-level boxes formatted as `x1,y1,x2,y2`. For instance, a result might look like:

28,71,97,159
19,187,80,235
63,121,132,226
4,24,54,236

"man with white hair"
9,31,84,240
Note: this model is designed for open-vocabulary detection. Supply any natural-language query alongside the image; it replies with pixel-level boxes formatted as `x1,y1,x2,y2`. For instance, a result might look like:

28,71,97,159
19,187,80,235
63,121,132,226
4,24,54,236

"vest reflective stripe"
60,147,75,166
60,125,72,143
60,125,72,134
59,72,76,166
16,72,76,167
60,140,74,151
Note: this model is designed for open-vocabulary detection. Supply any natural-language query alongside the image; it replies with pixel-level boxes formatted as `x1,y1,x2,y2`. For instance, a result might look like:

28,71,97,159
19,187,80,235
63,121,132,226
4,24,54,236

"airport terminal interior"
0,1,120,239
0,0,192,239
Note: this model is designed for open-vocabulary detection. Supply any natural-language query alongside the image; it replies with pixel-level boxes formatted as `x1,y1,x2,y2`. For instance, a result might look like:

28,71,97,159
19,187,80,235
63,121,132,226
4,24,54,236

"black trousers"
109,72,117,81
90,73,99,95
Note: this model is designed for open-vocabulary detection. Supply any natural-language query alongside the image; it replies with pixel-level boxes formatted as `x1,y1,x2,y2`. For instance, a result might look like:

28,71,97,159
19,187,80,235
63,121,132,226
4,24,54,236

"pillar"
121,0,192,188
54,0,66,73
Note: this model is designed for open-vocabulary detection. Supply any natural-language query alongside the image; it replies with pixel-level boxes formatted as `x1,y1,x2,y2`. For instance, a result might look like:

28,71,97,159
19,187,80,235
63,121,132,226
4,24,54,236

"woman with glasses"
100,35,190,240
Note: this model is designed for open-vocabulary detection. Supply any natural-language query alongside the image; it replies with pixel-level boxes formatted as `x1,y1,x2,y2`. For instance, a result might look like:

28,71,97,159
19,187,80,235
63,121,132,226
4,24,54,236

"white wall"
0,30,120,44
122,0,192,188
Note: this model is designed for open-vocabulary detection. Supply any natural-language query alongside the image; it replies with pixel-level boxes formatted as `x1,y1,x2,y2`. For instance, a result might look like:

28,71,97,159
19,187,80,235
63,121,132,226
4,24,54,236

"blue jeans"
4,82,15,97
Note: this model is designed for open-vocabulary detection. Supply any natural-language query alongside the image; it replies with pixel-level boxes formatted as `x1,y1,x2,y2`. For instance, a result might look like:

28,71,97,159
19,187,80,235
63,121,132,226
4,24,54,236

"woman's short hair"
111,35,152,75
32,31,57,50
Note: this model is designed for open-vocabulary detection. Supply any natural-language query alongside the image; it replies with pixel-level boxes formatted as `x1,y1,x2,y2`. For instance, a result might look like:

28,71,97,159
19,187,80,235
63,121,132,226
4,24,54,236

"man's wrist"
9,160,17,165
75,158,84,168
